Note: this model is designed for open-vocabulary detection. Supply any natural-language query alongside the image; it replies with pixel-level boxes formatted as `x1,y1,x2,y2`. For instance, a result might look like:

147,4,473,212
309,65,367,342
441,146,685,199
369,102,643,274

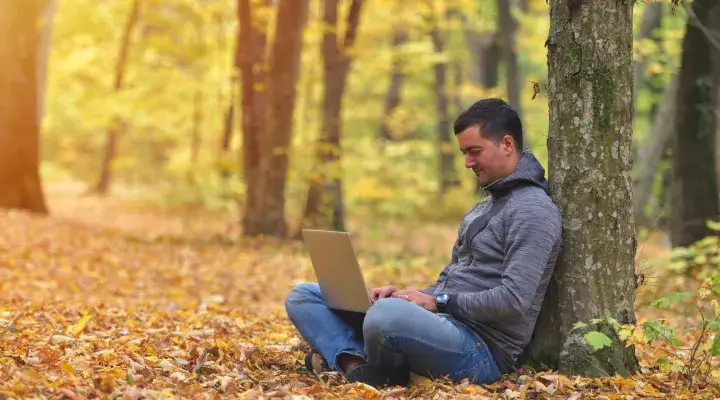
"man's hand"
368,285,398,304
392,289,437,312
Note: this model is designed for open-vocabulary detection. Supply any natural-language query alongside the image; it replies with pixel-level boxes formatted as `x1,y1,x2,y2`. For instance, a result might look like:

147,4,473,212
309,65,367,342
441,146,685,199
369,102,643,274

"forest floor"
1,187,718,399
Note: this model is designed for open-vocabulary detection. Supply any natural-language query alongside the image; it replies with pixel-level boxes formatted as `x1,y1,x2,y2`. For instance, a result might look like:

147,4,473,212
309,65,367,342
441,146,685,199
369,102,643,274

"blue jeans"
284,282,503,384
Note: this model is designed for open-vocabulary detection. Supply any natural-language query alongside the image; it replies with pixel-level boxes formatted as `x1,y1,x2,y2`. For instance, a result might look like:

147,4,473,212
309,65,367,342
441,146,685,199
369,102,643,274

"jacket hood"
484,150,548,197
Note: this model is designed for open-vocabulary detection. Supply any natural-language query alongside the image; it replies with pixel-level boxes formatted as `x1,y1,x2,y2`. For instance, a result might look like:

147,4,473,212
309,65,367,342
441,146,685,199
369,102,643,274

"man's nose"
464,156,475,169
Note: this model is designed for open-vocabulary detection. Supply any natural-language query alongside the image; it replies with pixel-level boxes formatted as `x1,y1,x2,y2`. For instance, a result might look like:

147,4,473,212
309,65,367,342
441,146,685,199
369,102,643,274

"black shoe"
305,351,330,374
344,362,409,388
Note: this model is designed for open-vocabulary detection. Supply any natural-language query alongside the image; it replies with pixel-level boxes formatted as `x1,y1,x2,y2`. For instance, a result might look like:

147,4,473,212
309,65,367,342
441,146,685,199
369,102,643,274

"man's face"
456,125,517,187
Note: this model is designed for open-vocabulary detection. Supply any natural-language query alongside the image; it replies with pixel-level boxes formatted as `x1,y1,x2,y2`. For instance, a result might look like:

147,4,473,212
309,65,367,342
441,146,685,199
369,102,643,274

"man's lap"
287,282,501,383
365,297,500,382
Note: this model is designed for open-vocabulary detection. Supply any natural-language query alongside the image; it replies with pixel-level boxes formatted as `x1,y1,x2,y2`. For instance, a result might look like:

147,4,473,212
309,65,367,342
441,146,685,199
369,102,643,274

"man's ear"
502,135,515,156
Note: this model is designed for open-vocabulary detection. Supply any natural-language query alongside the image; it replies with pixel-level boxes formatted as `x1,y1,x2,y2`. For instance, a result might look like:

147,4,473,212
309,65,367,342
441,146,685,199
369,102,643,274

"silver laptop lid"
301,229,371,313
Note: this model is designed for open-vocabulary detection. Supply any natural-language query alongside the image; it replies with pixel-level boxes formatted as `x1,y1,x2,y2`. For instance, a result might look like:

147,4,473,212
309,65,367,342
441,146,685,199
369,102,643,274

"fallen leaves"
1,206,720,398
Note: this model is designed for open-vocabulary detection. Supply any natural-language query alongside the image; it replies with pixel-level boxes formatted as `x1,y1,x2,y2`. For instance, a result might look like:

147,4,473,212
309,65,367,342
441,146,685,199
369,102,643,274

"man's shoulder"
504,187,562,223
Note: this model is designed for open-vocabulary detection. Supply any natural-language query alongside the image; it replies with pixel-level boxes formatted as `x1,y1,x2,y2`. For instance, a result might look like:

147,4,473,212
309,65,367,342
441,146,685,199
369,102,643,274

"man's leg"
284,282,366,371
363,298,503,385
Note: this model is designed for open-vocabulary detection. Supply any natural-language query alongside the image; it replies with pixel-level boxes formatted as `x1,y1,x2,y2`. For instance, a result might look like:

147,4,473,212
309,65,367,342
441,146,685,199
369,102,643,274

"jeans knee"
363,298,409,341
284,282,320,315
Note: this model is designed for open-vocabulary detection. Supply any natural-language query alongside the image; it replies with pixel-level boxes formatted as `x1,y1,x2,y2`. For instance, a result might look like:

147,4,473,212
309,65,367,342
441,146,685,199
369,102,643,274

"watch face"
436,293,449,303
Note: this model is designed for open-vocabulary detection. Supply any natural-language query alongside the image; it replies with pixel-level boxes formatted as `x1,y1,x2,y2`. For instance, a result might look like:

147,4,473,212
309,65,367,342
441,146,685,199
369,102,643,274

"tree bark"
378,27,408,142
669,0,719,247
0,0,48,214
522,0,639,377
633,73,678,228
300,0,364,233
240,0,309,237
93,0,141,195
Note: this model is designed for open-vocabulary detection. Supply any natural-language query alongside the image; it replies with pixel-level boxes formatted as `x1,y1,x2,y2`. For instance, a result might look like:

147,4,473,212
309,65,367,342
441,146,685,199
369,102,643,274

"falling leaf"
66,313,91,335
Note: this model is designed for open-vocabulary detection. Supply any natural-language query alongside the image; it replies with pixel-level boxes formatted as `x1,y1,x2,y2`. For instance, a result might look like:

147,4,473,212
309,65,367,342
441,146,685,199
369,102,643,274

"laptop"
301,229,372,313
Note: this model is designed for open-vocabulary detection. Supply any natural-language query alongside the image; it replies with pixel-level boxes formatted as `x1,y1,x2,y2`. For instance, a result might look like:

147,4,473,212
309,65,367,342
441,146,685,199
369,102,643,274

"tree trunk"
632,2,663,99
669,0,719,248
710,7,720,194
240,0,309,237
497,0,523,131
300,0,364,233
378,27,408,142
93,0,141,195
220,18,240,179
237,0,267,229
429,15,459,195
522,0,639,377
460,13,501,194
633,74,678,228
0,0,48,214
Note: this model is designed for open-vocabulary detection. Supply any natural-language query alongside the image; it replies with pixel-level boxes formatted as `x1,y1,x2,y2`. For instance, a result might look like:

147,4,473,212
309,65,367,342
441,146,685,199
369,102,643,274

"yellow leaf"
61,360,75,375
66,313,91,336
618,327,632,341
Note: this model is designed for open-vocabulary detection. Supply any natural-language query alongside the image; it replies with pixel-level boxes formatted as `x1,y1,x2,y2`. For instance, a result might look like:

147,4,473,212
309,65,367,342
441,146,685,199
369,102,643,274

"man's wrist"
434,292,450,313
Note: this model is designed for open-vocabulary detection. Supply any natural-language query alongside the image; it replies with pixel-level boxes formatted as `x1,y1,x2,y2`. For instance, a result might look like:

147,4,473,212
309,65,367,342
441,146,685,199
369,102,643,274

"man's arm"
445,201,561,323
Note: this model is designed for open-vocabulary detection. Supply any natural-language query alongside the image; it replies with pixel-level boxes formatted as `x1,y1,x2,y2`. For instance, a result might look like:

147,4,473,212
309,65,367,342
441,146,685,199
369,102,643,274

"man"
285,98,563,387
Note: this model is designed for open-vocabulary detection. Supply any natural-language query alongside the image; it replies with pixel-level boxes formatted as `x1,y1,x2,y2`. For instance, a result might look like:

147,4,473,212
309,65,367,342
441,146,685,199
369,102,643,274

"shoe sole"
306,352,328,374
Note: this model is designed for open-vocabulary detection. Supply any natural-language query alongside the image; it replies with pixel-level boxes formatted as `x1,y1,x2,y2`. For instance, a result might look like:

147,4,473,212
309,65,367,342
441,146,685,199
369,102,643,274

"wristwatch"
435,292,449,313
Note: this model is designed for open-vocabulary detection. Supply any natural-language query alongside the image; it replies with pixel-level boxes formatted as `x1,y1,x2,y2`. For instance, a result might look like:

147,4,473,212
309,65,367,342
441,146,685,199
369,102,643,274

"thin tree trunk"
459,8,499,90
191,86,203,165
241,0,309,237
710,6,720,190
670,0,719,247
633,3,663,99
220,16,240,179
498,0,523,129
93,0,141,195
378,27,408,142
0,0,48,214
633,73,678,227
460,13,500,193
300,0,364,233
452,60,464,114
522,0,639,377
429,12,459,195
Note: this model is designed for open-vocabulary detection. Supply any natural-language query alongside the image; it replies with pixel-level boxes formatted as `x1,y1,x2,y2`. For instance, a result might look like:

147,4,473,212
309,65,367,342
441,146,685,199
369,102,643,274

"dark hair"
453,98,523,151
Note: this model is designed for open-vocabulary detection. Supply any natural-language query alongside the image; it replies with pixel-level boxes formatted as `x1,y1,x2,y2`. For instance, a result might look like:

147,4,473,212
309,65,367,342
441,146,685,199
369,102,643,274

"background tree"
669,0,720,247
300,0,365,233
521,0,639,377
92,0,142,195
0,0,49,214
427,2,460,196
239,0,310,237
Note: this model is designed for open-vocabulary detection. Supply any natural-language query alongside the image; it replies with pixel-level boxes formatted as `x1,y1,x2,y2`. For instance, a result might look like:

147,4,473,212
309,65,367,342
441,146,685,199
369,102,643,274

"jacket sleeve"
445,200,561,322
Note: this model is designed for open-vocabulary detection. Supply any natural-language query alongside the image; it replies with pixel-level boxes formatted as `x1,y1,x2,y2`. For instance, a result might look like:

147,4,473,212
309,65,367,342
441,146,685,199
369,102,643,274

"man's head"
453,98,523,188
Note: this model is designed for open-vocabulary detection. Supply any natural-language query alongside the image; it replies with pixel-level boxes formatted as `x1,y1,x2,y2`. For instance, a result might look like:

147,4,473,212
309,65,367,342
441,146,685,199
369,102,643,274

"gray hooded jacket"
422,151,562,373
